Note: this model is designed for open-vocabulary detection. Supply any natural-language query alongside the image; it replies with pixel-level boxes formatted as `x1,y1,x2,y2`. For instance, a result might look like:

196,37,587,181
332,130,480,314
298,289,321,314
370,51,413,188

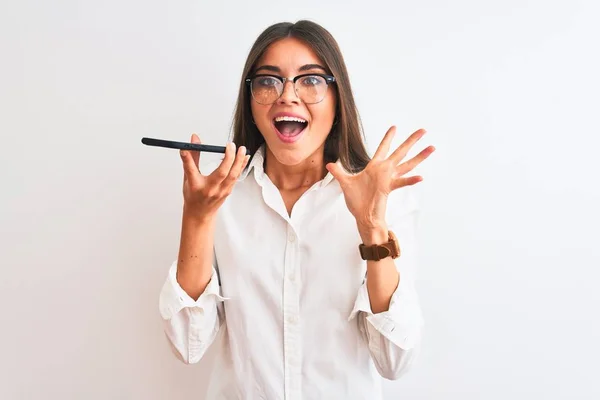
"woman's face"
250,37,337,166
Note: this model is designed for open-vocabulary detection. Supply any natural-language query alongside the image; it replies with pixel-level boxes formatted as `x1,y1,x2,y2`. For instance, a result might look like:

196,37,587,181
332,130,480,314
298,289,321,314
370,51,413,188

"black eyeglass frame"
245,73,337,104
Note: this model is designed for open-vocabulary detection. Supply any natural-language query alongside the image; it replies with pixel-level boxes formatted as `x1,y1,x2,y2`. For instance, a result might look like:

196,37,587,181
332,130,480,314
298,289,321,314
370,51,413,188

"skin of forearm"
358,223,400,314
176,206,216,301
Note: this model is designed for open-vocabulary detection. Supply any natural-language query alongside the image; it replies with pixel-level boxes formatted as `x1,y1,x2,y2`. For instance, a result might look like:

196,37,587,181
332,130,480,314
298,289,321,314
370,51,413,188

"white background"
1,0,599,399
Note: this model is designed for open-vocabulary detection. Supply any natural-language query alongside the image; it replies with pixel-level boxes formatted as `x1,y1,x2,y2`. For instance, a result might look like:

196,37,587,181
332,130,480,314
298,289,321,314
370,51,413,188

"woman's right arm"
159,134,249,364
175,206,218,301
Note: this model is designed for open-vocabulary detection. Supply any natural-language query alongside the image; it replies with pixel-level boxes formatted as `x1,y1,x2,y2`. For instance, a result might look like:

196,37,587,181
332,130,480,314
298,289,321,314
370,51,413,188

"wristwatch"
358,230,401,261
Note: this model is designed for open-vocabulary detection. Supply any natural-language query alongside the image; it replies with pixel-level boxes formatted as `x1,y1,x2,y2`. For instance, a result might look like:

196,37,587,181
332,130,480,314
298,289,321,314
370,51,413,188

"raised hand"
326,127,435,230
180,133,250,221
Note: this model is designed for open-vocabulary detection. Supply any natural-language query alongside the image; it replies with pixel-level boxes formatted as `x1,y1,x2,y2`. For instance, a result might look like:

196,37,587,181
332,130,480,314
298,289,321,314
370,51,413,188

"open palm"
326,127,435,228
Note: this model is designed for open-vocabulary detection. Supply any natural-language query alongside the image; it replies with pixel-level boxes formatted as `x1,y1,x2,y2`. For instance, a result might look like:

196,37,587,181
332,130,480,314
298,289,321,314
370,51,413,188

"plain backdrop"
1,0,599,399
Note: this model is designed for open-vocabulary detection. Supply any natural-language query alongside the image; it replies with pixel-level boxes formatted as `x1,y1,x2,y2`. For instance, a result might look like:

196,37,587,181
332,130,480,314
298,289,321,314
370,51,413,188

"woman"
159,20,435,399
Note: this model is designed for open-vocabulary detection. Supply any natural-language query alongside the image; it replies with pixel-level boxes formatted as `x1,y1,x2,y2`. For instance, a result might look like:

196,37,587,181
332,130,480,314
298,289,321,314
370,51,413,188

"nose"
276,79,301,105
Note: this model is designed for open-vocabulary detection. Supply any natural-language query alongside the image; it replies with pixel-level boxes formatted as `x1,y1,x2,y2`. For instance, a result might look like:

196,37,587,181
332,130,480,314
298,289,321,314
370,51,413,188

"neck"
264,146,327,191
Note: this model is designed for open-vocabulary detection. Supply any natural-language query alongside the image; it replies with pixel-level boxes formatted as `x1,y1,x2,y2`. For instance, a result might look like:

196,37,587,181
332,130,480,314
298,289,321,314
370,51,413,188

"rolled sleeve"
349,275,423,350
159,261,227,320
348,186,425,379
159,261,228,364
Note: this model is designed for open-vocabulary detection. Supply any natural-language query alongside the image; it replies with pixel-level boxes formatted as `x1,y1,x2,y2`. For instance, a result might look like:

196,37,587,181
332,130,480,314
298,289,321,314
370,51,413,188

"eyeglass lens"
251,75,329,105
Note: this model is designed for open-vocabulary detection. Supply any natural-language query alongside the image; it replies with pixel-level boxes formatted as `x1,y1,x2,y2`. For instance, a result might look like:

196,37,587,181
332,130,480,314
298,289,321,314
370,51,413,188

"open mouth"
273,116,308,142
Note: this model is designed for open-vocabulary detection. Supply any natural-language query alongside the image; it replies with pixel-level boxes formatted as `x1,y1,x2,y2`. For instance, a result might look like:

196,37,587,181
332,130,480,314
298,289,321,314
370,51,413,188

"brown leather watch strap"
358,230,400,261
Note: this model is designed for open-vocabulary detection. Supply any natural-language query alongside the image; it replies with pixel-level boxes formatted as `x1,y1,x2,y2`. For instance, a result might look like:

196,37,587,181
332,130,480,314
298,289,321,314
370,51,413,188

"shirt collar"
238,143,266,182
238,143,337,188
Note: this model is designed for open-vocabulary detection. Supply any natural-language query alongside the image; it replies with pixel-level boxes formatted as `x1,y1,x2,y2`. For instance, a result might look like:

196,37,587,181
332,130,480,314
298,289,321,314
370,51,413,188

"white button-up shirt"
159,144,424,399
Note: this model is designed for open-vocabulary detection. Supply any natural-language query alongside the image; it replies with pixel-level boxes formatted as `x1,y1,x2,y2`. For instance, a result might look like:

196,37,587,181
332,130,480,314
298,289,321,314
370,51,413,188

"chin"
268,144,309,166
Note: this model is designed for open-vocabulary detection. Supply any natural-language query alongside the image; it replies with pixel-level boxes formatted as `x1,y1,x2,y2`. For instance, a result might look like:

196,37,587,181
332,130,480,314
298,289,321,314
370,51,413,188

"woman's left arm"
326,126,435,380
350,205,424,380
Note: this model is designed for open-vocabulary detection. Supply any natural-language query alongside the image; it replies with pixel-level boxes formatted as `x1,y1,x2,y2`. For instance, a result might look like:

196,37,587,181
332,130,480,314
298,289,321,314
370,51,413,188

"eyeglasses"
245,73,336,105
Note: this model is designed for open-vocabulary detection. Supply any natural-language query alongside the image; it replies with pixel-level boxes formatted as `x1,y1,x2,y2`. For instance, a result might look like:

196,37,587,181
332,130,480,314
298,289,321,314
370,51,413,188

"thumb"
326,161,346,182
180,147,200,187
190,133,201,169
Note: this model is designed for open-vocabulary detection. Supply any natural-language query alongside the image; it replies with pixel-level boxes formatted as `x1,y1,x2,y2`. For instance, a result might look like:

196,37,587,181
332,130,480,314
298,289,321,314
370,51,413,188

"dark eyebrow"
298,64,327,72
254,65,280,74
254,64,328,74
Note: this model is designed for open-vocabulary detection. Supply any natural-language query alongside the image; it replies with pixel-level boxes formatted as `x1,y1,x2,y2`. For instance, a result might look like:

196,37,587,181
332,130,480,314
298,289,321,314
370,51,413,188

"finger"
326,161,349,184
391,175,423,190
242,154,251,170
224,146,248,185
180,147,201,186
210,142,237,183
372,126,397,160
395,145,435,176
190,133,201,169
389,128,427,164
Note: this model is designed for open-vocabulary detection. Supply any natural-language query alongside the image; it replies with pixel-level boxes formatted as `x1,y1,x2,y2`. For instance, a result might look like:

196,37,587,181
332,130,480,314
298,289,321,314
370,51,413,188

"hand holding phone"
178,134,250,220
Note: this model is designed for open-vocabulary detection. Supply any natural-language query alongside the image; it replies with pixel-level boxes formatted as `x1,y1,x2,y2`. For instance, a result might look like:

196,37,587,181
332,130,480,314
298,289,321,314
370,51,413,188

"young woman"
159,20,435,399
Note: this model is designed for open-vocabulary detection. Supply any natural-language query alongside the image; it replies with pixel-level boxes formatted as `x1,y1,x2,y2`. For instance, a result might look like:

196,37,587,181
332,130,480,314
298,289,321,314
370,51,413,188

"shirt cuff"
348,277,423,350
159,261,228,320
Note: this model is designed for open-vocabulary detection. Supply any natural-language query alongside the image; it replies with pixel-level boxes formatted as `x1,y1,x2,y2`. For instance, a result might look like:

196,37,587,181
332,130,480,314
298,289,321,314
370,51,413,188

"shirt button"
288,232,296,242
288,315,298,324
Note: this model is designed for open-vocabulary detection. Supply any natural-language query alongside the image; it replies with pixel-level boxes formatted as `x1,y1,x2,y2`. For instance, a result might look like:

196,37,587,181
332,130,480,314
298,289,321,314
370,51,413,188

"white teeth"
274,116,307,123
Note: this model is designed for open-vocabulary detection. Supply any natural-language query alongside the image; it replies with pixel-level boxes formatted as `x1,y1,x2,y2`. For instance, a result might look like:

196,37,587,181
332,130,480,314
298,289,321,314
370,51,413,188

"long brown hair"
230,20,371,173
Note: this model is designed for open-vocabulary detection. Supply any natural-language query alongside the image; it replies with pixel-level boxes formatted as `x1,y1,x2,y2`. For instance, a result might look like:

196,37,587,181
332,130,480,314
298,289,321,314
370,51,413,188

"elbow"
372,340,421,380
164,331,197,365
176,349,199,366
180,352,201,366
164,331,208,365
376,354,415,380
160,300,223,365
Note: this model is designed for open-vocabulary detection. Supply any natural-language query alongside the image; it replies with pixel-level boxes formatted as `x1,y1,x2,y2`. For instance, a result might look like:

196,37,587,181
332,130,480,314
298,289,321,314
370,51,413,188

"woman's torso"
204,156,382,399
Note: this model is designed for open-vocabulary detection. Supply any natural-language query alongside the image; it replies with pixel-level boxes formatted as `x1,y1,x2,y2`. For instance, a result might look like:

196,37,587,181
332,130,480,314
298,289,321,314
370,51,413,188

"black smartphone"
141,137,226,154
